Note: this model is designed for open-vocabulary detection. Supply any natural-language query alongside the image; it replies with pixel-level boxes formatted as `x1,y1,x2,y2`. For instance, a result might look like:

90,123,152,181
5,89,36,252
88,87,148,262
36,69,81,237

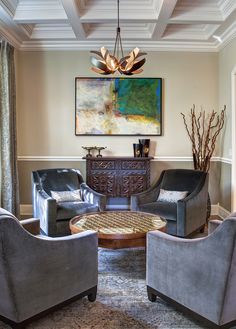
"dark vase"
139,139,150,157
133,143,142,157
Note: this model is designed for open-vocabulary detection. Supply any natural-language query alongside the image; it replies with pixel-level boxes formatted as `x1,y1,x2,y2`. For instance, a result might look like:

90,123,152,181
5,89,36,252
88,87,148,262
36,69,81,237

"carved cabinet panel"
86,157,152,197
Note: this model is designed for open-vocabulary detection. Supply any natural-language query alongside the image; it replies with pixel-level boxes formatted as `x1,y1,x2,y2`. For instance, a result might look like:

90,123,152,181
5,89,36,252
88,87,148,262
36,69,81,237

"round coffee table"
70,211,166,249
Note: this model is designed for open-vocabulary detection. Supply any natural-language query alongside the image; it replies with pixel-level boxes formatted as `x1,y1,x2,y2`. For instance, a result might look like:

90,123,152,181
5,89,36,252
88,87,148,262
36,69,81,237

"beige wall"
16,50,227,208
219,38,236,158
218,38,236,211
16,51,218,158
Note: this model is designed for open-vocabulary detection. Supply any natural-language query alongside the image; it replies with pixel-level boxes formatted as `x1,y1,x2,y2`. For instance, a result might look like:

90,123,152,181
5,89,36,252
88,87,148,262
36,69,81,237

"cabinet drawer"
91,160,116,170
121,160,147,170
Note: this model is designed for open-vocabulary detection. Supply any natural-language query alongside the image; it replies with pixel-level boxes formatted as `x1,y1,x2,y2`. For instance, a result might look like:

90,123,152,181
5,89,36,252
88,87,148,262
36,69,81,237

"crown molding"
18,39,218,52
0,25,21,47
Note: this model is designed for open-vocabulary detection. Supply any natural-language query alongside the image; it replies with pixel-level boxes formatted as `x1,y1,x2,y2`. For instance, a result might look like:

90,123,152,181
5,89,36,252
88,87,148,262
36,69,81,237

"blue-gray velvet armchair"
146,214,236,328
131,169,209,237
32,168,107,236
0,207,98,327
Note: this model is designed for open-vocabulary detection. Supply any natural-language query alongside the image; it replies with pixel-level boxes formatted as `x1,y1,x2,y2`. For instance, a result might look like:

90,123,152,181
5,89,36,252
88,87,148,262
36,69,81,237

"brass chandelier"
90,0,147,75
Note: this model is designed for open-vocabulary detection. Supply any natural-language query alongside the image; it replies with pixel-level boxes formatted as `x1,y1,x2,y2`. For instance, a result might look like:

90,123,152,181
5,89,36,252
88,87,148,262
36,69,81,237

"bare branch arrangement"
181,105,226,172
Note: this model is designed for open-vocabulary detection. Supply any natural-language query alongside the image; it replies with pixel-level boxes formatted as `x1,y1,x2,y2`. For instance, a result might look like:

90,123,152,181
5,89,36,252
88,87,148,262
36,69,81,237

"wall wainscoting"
17,155,232,213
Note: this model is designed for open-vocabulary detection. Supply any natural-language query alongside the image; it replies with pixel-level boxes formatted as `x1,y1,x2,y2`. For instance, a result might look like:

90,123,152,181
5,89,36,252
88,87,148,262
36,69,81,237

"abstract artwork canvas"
75,77,162,136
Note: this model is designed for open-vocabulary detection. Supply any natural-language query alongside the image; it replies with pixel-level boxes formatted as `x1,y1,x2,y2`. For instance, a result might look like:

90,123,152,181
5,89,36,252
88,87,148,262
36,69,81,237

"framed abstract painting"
75,77,162,136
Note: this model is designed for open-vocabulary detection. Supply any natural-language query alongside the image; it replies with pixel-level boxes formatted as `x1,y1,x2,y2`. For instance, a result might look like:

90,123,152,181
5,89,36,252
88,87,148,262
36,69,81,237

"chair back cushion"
160,169,206,193
34,168,84,195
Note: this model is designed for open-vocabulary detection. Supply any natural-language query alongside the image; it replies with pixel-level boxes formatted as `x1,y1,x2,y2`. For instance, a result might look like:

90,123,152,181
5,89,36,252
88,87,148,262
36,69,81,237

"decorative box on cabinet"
85,157,153,197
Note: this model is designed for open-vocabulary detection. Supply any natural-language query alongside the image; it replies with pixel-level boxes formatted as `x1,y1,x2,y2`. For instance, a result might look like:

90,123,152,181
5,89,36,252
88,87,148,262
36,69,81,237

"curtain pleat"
0,40,19,216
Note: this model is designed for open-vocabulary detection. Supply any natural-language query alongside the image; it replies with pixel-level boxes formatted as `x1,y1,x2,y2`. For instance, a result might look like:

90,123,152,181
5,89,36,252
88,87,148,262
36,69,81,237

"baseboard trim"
218,205,231,219
20,203,230,219
20,204,33,216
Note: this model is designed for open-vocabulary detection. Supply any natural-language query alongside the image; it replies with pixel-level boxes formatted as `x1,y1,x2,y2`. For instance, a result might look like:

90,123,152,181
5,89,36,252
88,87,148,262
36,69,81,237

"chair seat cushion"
56,201,99,221
139,201,177,221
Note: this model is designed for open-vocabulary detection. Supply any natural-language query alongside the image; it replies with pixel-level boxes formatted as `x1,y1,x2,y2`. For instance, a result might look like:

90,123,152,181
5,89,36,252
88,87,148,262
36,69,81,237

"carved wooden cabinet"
85,157,152,197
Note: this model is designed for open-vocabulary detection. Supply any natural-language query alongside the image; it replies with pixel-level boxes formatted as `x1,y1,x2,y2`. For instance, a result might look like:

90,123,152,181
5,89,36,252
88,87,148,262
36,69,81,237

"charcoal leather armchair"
32,168,107,236
146,214,236,328
0,207,98,327
131,169,208,237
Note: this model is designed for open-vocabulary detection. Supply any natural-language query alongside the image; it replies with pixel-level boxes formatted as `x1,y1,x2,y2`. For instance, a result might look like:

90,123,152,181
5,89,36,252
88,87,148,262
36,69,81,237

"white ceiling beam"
13,0,68,24
61,0,86,40
0,0,18,16
151,0,179,40
0,4,30,47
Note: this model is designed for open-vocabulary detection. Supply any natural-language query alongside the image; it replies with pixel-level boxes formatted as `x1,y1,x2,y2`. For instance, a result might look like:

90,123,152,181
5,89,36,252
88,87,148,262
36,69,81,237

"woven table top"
71,211,166,235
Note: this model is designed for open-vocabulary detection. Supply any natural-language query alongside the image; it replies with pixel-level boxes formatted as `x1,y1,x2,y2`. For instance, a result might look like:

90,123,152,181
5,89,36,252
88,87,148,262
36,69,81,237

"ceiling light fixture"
90,0,147,75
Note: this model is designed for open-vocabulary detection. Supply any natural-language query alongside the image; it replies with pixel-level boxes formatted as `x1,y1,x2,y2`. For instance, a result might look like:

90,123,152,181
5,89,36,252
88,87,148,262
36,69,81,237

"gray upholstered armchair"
32,168,107,236
0,207,98,327
146,214,236,328
131,169,209,237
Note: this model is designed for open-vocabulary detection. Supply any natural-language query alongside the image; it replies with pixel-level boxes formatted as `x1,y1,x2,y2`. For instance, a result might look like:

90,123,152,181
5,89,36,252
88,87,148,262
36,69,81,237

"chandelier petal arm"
91,67,111,75
91,57,111,72
90,0,146,75
129,69,144,75
129,58,146,72
136,52,147,58
90,50,103,58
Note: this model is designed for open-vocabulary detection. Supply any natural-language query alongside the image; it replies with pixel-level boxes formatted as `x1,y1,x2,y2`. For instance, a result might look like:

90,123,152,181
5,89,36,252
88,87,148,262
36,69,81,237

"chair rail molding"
17,155,232,164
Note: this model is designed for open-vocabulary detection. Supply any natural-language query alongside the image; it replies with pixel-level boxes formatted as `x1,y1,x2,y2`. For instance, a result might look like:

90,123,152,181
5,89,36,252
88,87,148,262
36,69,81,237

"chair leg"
199,225,205,233
88,286,97,302
147,286,157,302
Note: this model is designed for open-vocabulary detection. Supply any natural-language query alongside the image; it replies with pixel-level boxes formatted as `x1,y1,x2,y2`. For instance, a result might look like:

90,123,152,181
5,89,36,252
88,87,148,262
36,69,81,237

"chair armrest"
9,229,98,308
35,188,57,235
131,186,160,210
131,171,165,211
80,183,107,211
20,218,40,235
208,219,222,235
146,229,230,322
147,230,207,288
36,229,96,241
177,173,209,236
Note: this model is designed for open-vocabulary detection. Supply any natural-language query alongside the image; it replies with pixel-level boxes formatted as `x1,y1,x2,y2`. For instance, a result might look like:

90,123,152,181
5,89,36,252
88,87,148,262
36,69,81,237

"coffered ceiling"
0,0,236,51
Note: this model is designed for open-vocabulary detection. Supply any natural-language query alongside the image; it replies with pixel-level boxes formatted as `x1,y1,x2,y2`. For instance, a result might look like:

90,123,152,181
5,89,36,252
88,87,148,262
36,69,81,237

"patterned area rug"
0,247,210,329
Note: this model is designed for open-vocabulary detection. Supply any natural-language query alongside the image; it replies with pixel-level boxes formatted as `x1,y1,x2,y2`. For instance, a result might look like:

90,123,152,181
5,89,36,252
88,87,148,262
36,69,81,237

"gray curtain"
0,40,19,216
